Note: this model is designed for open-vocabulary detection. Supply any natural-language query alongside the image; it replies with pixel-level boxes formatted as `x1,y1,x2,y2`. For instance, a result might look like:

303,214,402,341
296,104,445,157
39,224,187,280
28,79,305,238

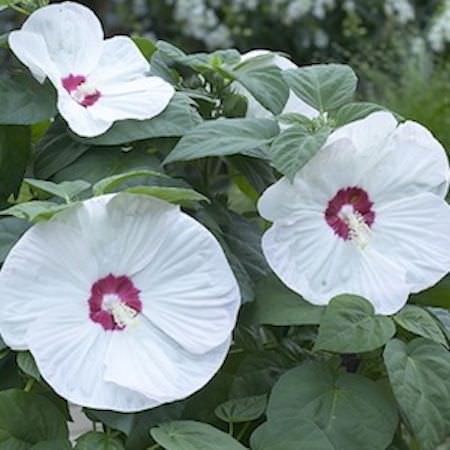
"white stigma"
103,294,138,328
72,81,97,102
339,206,371,249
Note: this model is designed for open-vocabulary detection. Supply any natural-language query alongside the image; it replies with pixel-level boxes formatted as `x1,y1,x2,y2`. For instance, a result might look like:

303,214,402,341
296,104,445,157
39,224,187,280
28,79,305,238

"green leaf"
334,102,384,127
253,275,323,326
283,64,357,113
126,186,209,205
24,179,91,202
0,201,73,223
315,295,396,353
75,432,124,450
0,389,68,448
428,307,450,338
34,119,90,179
233,65,289,115
0,217,29,263
0,75,56,125
0,125,31,201
257,361,398,450
16,352,40,382
79,94,201,146
93,170,169,196
30,440,72,450
215,394,267,423
411,274,450,309
270,126,329,179
394,305,447,346
164,118,279,164
384,338,450,450
150,421,247,450
132,36,157,59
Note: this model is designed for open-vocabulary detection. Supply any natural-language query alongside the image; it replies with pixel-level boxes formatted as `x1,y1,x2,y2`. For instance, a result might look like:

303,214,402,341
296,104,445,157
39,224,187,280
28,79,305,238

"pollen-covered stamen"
62,74,101,108
325,186,375,248
88,274,142,331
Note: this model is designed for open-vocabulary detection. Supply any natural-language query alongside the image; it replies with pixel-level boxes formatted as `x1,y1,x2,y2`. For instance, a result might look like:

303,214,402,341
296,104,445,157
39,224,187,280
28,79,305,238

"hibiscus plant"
0,2,449,450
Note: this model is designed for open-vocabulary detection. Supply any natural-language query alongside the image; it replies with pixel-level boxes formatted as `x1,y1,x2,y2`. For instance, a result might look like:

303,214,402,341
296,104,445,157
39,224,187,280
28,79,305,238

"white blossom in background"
258,112,450,315
284,0,312,25
384,0,415,24
428,0,450,52
8,2,174,137
236,50,319,121
312,0,335,19
0,194,240,411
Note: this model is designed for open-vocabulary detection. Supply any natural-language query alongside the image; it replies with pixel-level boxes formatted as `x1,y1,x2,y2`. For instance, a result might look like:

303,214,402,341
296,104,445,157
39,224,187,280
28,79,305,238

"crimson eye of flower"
0,194,240,412
258,111,450,315
8,1,175,138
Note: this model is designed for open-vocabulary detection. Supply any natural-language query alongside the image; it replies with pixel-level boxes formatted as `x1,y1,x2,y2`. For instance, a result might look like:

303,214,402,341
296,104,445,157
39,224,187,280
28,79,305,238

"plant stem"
8,2,30,15
228,421,234,436
237,422,251,441
147,445,161,450
24,378,35,392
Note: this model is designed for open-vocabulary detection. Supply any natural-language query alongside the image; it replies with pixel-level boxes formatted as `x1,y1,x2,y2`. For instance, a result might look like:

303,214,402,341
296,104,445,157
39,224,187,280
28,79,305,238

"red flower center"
62,74,101,107
325,186,375,240
88,274,142,331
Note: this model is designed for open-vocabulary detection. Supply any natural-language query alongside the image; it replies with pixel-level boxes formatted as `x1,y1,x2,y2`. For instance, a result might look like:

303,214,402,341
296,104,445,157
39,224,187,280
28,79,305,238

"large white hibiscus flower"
0,194,240,412
236,50,319,120
8,2,174,137
258,112,450,315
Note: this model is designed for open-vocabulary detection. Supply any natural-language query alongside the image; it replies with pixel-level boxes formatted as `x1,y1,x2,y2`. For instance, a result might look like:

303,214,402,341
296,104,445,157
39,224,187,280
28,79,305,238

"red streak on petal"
62,74,86,93
80,91,101,107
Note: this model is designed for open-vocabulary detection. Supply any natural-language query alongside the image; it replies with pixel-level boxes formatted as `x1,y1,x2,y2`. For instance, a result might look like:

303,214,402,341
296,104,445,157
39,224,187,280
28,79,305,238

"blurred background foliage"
1,0,450,149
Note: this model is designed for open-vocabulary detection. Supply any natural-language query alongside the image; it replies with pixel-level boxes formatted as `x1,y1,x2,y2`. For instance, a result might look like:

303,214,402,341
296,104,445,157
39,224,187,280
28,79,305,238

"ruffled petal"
57,91,112,137
0,217,99,350
372,193,450,293
364,121,450,202
262,218,410,315
104,317,231,403
26,302,157,412
19,2,103,78
8,30,57,83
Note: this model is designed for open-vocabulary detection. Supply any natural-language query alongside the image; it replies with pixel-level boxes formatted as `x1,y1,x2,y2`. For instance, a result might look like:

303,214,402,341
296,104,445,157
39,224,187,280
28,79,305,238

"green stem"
237,422,251,441
228,421,234,436
24,378,35,392
147,445,161,450
8,2,31,15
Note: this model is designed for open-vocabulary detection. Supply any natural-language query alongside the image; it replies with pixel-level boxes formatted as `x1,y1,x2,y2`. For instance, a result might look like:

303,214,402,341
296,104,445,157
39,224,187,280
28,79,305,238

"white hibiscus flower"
258,112,450,315
236,49,319,120
8,2,174,137
0,194,240,412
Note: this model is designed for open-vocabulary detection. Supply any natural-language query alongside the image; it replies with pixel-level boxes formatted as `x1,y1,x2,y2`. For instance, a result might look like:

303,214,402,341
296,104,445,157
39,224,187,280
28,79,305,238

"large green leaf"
126,186,208,205
394,305,447,346
283,64,357,113
315,295,396,353
256,361,398,450
411,275,450,309
75,432,124,450
80,94,201,146
30,440,72,450
16,352,40,382
0,217,29,263
0,125,31,201
269,125,330,179
233,65,289,115
0,75,56,125
24,178,91,202
0,390,68,449
0,201,73,223
150,421,246,450
384,338,450,450
334,102,384,127
34,119,91,179
215,395,267,423
164,118,279,164
253,275,323,326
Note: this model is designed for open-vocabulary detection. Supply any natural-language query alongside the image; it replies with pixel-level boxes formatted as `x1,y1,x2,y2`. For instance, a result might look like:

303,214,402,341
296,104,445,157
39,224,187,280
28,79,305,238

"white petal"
8,31,57,83
262,217,410,315
364,121,450,202
0,218,98,350
19,2,103,77
57,91,112,138
104,316,231,403
26,303,157,412
90,77,174,123
328,111,398,153
372,193,450,293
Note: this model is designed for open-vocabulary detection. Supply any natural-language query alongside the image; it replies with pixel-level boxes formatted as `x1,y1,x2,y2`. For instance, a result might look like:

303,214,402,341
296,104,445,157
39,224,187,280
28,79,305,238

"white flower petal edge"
235,49,319,121
258,111,450,315
0,194,240,411
8,2,175,138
